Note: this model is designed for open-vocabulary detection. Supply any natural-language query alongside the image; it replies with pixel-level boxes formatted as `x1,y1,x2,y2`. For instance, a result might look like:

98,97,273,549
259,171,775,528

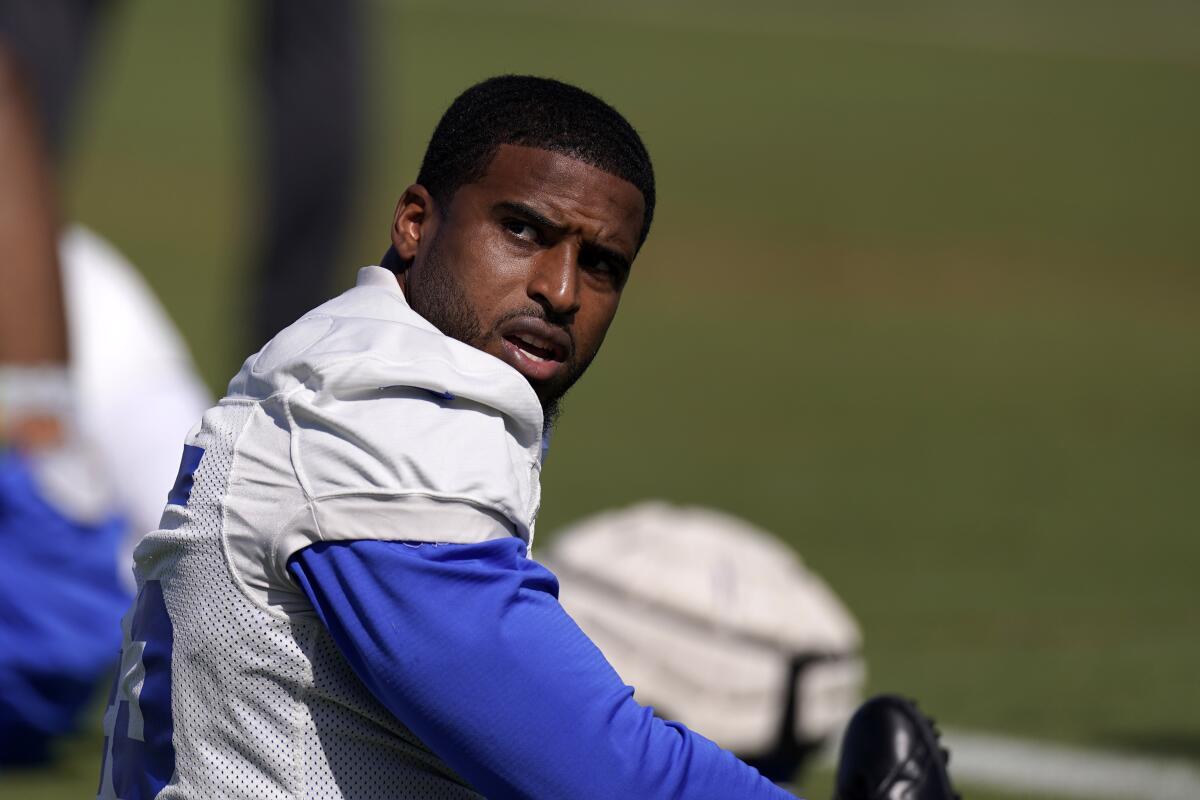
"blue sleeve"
288,537,796,800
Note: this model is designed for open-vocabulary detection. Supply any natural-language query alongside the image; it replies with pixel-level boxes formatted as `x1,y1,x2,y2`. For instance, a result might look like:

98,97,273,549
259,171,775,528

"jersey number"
98,580,176,799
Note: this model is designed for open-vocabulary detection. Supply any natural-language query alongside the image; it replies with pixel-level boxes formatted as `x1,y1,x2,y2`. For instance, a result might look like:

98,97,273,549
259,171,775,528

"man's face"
392,144,646,423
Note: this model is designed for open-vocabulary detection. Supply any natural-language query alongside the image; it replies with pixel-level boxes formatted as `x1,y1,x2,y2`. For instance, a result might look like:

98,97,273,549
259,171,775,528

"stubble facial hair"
402,232,568,435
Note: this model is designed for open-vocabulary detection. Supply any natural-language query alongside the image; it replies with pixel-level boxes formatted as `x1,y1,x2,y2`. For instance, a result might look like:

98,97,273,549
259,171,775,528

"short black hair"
417,75,655,247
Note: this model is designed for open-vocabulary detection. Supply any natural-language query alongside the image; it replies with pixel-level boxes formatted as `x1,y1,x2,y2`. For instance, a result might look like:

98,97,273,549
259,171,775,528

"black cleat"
832,694,959,800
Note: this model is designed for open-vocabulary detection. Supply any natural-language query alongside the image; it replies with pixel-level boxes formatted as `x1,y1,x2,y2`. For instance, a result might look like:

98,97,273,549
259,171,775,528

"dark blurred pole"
0,0,366,764
249,0,365,350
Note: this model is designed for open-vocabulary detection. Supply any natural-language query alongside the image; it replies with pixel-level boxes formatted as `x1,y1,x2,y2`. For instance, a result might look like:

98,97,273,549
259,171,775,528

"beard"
403,233,592,433
404,235,484,354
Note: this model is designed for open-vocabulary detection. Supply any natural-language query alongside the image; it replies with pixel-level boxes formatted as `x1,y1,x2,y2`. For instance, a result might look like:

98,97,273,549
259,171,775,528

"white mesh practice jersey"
96,266,544,799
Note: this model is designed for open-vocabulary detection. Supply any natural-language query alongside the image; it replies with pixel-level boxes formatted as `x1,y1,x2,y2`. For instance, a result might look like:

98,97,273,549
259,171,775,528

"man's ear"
391,184,437,262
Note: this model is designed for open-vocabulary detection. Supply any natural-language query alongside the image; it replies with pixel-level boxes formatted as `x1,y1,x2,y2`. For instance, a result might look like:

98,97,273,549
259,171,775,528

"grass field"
3,1,1198,798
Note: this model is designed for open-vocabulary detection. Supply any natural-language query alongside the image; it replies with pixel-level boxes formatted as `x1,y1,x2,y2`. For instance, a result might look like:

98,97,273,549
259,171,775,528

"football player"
96,76,956,799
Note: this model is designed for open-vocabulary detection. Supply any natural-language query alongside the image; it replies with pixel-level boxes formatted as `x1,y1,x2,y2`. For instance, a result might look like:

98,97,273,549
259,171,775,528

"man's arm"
289,536,796,800
0,43,67,367
0,42,71,450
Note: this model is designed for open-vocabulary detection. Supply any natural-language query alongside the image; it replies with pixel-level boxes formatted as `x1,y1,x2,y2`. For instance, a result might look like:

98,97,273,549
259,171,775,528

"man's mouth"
497,319,572,385
505,332,561,363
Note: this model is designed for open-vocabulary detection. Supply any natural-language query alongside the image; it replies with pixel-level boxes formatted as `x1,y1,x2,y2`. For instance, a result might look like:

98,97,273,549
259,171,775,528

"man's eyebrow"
494,201,565,234
494,201,633,269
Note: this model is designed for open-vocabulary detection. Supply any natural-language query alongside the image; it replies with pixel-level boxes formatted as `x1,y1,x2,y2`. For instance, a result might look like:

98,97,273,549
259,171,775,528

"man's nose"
528,244,581,319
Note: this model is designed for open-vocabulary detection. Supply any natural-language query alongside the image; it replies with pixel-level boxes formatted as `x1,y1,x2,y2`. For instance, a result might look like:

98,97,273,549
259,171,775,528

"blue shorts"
0,450,131,765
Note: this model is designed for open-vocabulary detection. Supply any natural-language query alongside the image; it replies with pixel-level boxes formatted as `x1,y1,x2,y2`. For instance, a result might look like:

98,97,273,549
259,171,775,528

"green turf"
5,0,1198,796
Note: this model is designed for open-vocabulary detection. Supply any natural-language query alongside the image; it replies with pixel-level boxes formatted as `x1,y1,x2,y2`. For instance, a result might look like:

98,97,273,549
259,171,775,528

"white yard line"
816,727,1200,800
816,729,1200,800
940,728,1200,800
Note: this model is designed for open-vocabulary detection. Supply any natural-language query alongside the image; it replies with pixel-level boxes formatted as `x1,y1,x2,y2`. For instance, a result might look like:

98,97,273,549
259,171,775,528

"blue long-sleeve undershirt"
288,537,796,800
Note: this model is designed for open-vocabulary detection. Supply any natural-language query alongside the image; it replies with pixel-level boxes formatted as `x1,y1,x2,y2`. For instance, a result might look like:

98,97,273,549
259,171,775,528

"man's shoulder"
227,268,540,431
154,269,544,613
230,267,442,394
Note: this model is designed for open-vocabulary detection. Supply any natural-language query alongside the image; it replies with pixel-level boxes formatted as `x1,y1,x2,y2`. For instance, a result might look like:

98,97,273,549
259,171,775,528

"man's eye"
579,249,622,280
504,221,538,242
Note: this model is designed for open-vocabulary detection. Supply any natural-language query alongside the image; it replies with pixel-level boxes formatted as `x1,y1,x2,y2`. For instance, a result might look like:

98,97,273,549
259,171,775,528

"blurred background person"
0,36,210,753
0,0,364,764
